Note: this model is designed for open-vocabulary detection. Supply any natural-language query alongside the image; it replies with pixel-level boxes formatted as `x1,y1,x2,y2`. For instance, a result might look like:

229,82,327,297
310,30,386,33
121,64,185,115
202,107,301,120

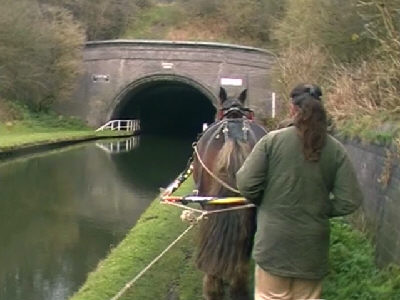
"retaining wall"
343,139,400,267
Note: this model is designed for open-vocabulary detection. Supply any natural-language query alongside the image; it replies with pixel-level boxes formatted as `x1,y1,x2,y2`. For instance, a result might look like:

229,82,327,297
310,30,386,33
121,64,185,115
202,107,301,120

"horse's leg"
203,273,224,300
229,264,251,300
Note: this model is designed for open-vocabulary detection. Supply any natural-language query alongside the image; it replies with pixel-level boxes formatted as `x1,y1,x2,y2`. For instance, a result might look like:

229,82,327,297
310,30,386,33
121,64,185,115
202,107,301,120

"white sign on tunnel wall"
161,62,174,69
92,74,110,83
220,78,243,86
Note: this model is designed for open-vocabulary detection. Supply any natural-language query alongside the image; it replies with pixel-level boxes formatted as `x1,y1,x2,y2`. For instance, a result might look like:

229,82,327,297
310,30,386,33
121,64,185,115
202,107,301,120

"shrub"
271,44,330,114
219,0,269,42
271,0,400,143
179,0,221,18
273,0,374,62
179,0,285,45
326,60,400,121
0,0,84,110
38,0,150,40
324,1,400,140
0,99,22,122
324,220,400,300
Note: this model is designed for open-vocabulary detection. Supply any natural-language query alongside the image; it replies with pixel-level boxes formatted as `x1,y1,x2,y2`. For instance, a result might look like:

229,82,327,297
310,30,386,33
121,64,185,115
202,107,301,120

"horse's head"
218,87,254,120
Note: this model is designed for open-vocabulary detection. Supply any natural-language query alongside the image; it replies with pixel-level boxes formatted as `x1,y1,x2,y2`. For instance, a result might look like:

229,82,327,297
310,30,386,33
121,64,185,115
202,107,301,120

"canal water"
0,135,194,300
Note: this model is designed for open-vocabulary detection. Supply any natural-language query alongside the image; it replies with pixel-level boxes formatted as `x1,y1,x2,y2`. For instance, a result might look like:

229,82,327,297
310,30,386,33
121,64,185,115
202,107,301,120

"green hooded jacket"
236,126,363,279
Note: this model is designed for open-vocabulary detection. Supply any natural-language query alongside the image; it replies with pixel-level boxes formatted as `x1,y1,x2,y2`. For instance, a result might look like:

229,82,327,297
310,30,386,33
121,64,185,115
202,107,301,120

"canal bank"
0,100,136,160
0,130,133,160
70,178,400,300
70,179,203,300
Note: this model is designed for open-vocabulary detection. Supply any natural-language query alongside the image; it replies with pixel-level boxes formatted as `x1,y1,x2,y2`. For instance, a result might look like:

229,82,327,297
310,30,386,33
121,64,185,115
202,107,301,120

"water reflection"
96,136,140,154
0,135,194,300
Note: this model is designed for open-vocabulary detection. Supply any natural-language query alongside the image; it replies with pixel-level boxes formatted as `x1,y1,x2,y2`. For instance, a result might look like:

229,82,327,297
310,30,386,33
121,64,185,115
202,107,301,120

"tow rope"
163,195,248,205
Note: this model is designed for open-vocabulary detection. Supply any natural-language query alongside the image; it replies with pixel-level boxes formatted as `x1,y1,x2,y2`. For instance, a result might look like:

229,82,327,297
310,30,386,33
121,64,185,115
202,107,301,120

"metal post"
272,92,276,119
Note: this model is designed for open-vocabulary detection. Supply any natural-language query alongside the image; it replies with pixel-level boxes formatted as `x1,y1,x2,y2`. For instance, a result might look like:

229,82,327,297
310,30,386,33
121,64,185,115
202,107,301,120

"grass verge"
70,178,200,300
0,130,132,152
70,177,400,300
334,112,400,147
0,100,131,151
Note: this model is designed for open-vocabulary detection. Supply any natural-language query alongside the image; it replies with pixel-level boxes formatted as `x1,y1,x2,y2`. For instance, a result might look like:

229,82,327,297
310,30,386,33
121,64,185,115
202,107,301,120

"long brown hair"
291,84,327,161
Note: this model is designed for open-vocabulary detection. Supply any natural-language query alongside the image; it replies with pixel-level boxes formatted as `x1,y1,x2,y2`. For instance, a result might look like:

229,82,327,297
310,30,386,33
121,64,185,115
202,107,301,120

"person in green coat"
236,84,363,300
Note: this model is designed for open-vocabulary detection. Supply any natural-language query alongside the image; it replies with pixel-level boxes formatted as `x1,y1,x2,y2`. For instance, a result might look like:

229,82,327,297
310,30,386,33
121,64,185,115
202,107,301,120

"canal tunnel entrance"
111,80,216,137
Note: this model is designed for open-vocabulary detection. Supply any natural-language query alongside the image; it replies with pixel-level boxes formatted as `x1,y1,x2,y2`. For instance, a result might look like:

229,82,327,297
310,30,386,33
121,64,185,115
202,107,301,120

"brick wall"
61,40,274,127
343,139,400,267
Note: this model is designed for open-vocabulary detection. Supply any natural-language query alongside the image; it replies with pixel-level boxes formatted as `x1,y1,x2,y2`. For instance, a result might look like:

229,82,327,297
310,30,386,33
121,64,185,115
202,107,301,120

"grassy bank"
0,130,132,152
70,178,400,300
0,101,130,151
70,179,202,300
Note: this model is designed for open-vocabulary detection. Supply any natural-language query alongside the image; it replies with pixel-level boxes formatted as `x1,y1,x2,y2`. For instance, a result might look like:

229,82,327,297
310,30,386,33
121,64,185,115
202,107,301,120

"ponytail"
290,84,327,162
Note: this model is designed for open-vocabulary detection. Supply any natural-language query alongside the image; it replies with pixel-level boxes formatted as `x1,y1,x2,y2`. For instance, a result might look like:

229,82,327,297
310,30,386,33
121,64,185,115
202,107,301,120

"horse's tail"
196,139,256,278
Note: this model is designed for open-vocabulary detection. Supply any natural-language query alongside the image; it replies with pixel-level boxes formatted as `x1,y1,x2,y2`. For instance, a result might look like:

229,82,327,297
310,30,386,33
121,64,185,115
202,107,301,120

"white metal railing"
96,119,140,132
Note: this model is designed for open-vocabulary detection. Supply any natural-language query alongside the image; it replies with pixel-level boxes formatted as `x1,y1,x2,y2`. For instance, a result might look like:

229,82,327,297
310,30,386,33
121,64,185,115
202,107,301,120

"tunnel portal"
111,80,217,137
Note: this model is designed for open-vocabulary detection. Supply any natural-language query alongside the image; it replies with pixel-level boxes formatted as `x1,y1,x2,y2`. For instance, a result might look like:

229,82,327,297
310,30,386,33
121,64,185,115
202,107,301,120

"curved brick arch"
106,73,218,121
60,40,275,127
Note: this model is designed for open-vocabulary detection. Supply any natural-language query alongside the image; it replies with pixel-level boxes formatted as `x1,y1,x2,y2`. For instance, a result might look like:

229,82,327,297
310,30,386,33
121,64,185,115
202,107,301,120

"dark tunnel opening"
111,81,217,138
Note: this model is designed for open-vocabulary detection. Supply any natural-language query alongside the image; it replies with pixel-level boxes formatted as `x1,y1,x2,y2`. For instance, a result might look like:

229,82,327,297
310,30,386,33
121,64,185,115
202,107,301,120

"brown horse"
193,87,266,300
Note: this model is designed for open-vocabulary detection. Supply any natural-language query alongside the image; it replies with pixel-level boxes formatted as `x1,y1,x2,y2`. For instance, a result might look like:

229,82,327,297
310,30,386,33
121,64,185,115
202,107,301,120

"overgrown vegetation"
0,0,84,111
324,221,400,299
123,3,184,39
0,98,87,131
123,0,285,46
0,0,151,112
38,0,152,40
273,0,374,62
270,0,400,144
181,0,285,45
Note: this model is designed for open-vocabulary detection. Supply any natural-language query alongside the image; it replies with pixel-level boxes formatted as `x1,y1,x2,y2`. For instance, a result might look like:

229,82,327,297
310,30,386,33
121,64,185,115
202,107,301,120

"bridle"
217,106,254,120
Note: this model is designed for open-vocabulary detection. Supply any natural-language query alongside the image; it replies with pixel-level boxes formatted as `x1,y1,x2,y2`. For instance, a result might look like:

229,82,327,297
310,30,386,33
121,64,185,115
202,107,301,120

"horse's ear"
238,89,247,104
219,87,228,103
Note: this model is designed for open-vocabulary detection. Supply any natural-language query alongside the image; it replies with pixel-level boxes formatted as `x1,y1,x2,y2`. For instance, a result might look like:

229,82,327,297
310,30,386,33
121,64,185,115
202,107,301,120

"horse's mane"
208,139,251,196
